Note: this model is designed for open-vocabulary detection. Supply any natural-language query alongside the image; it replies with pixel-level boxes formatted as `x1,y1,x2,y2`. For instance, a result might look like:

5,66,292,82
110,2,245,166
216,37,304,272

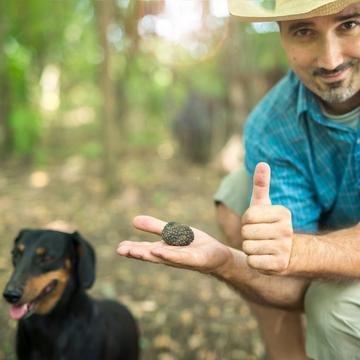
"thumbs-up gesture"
241,162,294,275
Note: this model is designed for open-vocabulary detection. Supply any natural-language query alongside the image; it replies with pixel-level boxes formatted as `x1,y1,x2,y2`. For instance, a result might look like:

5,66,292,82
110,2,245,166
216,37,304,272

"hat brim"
228,0,360,22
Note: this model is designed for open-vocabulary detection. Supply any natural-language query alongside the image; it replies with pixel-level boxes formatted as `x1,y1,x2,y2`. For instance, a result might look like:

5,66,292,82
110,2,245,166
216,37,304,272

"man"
215,168,308,360
217,1,360,358
118,1,360,359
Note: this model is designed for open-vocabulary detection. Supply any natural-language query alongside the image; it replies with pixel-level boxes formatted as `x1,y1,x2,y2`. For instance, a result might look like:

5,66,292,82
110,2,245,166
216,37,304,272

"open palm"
117,215,232,274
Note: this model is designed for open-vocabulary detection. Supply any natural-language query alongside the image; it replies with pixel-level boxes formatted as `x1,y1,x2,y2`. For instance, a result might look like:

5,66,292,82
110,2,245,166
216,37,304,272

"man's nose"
316,35,344,70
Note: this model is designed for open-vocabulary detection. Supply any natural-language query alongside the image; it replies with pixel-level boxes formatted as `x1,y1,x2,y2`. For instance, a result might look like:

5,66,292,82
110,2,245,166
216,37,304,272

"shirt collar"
296,74,322,120
296,75,308,118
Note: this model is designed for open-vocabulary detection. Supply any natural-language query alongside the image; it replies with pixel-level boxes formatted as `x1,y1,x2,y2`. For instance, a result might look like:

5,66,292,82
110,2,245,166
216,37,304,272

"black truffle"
161,222,194,246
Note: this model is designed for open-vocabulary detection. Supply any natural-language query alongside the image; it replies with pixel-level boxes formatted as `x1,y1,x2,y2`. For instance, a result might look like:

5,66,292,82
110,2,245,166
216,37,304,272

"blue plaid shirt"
245,70,360,233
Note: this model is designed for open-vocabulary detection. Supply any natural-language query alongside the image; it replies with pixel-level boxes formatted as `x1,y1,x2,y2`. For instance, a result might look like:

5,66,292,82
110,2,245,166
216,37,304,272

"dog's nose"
3,288,23,304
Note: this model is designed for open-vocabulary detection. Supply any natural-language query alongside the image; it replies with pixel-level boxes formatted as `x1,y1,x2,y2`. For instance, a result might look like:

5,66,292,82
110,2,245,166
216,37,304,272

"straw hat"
228,0,360,22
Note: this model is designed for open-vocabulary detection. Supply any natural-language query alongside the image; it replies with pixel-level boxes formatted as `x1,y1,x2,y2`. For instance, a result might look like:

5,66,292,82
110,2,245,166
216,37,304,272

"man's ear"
71,231,96,289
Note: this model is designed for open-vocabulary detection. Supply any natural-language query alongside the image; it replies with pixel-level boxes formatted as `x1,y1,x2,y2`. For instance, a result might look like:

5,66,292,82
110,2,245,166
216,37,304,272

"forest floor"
0,150,264,360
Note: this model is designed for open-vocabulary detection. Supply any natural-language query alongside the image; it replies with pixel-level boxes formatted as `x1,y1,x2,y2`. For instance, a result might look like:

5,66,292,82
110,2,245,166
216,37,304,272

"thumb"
250,162,271,206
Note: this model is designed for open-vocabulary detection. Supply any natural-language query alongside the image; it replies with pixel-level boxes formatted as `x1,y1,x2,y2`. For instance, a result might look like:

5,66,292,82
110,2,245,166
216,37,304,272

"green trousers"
214,167,360,360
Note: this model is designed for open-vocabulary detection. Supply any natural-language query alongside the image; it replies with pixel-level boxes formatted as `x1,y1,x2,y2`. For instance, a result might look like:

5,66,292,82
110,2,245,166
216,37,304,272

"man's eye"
294,28,313,37
341,21,358,30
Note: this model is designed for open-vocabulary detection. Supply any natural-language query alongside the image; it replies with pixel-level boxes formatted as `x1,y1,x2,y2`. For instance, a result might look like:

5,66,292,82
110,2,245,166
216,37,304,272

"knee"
305,281,360,348
215,202,243,248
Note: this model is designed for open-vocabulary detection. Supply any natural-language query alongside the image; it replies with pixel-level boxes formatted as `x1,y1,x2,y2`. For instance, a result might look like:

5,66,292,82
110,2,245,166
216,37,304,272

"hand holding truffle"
117,216,232,274
117,163,295,277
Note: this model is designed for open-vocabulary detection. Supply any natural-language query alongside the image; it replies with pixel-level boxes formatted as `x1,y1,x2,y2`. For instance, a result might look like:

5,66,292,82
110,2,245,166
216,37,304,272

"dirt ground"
0,151,264,360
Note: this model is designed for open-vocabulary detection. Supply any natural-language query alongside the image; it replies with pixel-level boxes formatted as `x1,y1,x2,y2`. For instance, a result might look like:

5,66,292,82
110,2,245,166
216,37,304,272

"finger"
247,254,288,273
241,221,291,240
133,215,167,235
242,205,290,224
242,240,278,255
152,246,213,272
151,246,196,268
247,254,277,271
250,162,271,206
117,240,165,263
242,223,277,240
117,240,200,269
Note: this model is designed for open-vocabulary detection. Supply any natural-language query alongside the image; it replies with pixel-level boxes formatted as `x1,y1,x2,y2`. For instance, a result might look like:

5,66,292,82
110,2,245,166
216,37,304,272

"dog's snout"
3,287,23,304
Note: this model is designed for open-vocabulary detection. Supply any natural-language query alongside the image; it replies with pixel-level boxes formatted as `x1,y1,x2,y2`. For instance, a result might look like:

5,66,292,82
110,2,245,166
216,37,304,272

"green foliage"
125,55,174,117
4,38,31,102
3,37,43,156
0,0,289,162
127,129,164,149
80,142,103,159
9,108,41,156
246,28,288,71
179,60,227,99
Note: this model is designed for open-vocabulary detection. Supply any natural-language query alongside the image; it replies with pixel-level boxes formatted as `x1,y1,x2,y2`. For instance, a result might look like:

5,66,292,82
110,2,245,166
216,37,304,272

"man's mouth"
314,61,355,84
319,67,351,83
9,280,58,320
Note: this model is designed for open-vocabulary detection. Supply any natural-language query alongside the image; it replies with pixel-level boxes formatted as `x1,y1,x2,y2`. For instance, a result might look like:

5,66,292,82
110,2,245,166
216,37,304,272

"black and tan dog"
2,229,139,360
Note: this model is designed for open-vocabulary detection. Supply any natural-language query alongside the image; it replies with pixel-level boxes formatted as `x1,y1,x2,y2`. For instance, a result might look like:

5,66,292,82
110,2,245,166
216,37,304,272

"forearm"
289,223,360,279
214,247,309,310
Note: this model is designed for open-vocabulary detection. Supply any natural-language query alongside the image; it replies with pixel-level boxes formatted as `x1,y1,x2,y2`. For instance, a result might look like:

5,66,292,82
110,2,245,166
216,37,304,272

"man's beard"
313,60,359,104
316,81,357,103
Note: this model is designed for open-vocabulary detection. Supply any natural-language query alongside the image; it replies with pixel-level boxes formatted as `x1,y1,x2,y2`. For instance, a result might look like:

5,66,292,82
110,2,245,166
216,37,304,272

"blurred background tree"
0,0,287,187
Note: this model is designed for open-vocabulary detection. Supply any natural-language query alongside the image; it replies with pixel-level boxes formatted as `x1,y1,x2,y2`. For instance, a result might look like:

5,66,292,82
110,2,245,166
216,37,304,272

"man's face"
280,4,360,113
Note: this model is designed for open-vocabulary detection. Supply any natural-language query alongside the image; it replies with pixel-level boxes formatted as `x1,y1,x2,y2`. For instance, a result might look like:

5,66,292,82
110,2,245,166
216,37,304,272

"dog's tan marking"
17,244,25,253
65,259,72,270
35,247,46,256
22,267,71,315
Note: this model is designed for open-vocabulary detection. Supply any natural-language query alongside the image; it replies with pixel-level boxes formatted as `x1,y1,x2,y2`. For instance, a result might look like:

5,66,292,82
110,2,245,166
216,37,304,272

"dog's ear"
14,229,32,243
71,231,96,289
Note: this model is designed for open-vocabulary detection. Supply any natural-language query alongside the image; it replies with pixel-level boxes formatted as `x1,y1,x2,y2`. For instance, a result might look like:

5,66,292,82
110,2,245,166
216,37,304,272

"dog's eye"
11,250,21,260
41,254,54,263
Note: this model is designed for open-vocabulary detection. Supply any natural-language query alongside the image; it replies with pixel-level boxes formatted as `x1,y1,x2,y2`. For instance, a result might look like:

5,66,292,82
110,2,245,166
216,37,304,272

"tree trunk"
96,0,118,194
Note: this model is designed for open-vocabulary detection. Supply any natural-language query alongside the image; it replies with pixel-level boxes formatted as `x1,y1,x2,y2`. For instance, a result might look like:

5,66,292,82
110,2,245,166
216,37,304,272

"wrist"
211,246,235,279
287,232,319,276
212,247,245,280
